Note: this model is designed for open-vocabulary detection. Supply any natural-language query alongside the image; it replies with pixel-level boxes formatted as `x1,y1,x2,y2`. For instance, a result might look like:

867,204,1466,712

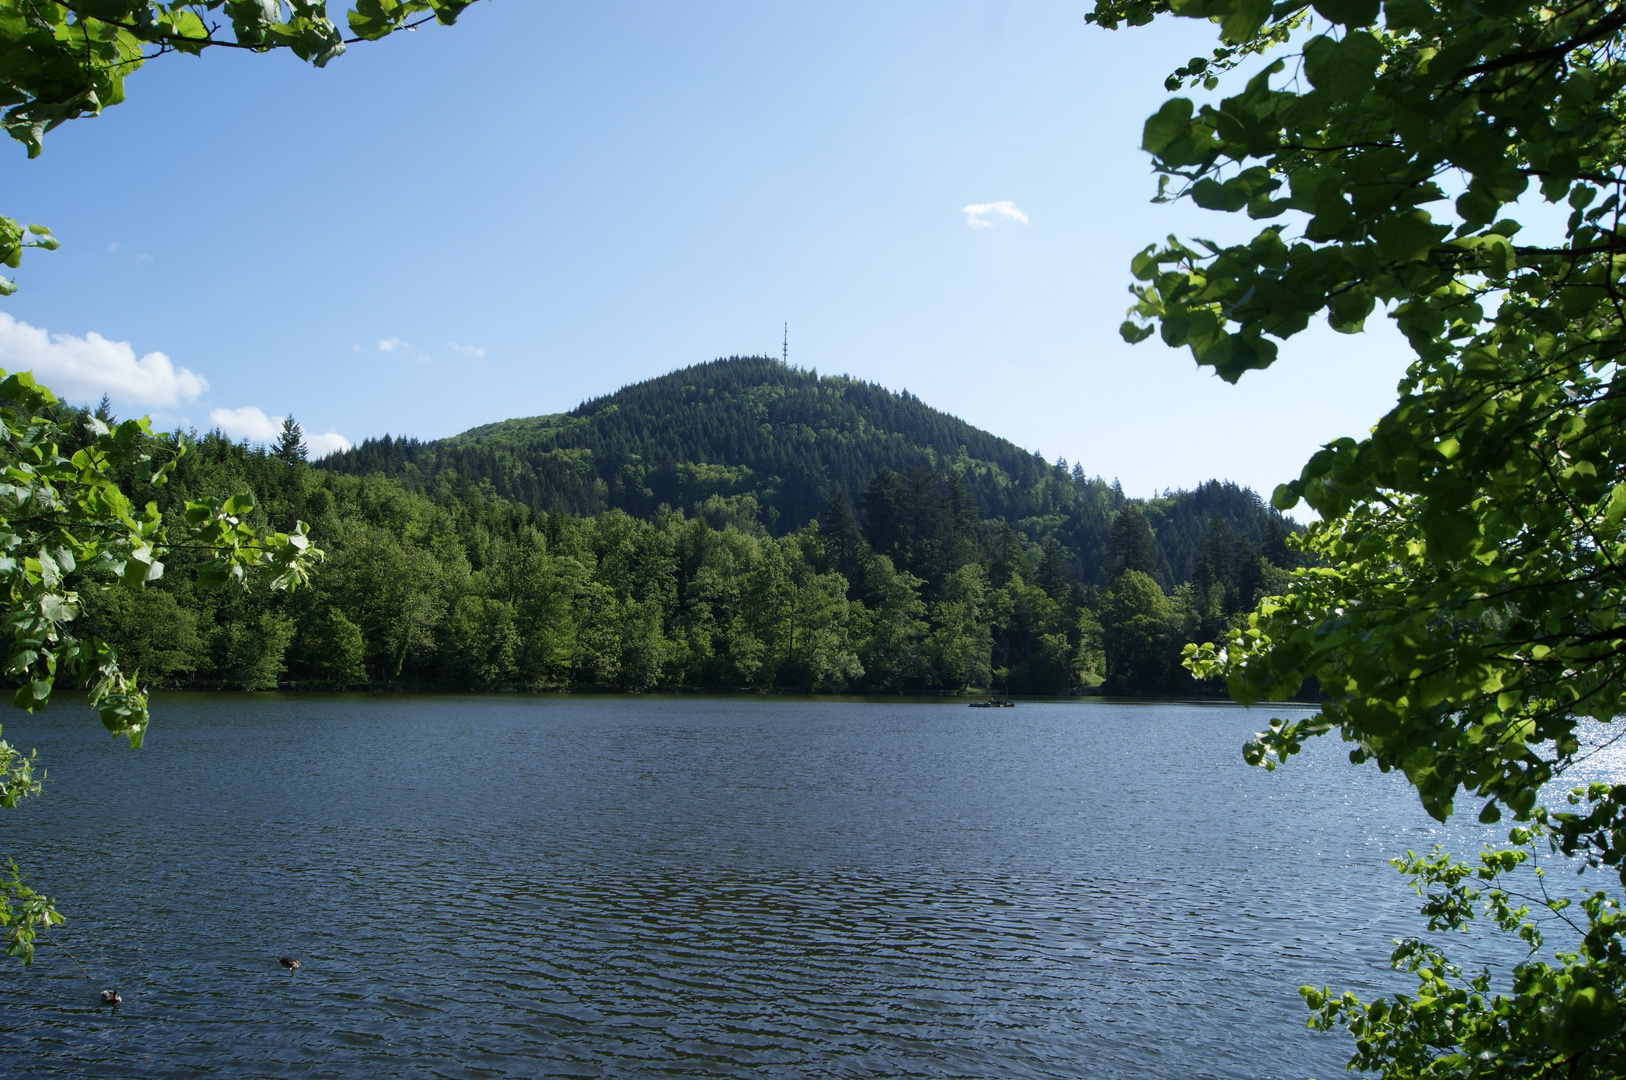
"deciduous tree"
1093,0,1626,1069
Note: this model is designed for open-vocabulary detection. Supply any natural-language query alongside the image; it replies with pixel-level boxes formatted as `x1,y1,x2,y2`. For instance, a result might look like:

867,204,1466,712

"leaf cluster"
1126,0,1626,832
1099,0,1626,1069
0,2,470,155
1302,824,1626,1078
0,369,321,743
0,857,59,966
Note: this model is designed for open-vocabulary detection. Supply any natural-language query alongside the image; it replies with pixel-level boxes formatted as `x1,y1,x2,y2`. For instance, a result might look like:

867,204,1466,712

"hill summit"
319,355,1291,588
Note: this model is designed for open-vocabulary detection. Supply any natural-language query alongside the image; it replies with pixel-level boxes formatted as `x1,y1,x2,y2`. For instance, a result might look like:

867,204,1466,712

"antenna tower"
782,323,788,366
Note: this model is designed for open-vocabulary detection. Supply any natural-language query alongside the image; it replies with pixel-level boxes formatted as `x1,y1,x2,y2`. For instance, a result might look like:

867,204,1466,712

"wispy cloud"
0,313,207,408
961,201,1029,229
208,405,351,459
377,337,431,364
446,342,485,360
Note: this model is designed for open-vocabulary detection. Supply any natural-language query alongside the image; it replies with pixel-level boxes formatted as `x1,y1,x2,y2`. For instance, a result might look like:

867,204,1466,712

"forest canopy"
62,362,1304,698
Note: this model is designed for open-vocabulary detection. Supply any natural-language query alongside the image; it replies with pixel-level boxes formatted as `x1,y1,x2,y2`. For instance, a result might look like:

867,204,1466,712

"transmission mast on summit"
782,323,788,367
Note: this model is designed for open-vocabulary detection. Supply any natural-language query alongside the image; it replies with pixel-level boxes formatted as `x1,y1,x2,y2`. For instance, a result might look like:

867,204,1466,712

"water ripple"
0,696,1530,1078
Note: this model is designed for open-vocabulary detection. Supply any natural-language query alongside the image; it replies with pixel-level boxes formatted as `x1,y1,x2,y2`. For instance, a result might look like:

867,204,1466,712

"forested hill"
322,356,1059,526
319,355,1294,589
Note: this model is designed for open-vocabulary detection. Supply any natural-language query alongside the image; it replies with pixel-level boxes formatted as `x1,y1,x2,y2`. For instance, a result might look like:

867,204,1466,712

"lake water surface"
0,695,1522,1078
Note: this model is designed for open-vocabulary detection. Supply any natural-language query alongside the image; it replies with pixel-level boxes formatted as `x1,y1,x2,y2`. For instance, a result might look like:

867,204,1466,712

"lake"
0,695,1519,1079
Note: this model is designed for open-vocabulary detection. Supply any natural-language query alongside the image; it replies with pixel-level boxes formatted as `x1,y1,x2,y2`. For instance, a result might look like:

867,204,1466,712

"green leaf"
1192,177,1248,211
1142,98,1195,155
1603,484,1626,525
1382,0,1431,29
1374,210,1446,262
1219,0,1273,44
1312,0,1379,25
1302,32,1382,98
1120,320,1155,343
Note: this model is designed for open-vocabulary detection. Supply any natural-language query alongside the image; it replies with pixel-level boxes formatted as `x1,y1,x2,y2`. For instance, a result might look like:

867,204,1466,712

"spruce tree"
859,468,907,566
1106,505,1157,580
1039,537,1070,600
273,416,308,466
820,493,865,585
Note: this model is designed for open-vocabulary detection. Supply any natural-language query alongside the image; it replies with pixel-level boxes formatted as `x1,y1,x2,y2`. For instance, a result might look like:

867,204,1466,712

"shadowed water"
0,695,1520,1078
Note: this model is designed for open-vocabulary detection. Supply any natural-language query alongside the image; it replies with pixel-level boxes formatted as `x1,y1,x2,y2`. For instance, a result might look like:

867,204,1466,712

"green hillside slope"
319,355,1294,588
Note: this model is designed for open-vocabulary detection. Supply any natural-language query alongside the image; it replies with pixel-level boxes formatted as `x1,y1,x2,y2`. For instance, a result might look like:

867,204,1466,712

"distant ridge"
319,356,1293,586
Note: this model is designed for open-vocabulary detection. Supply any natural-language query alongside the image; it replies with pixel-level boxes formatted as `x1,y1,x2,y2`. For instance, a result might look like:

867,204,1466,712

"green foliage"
440,595,518,690
0,373,322,970
0,371,319,740
1302,819,1626,1079
80,586,201,683
1096,0,1626,1069
324,357,1299,591
58,417,1295,698
296,607,365,689
1102,570,1176,694
1107,503,1158,578
926,564,994,691
220,608,294,690
0,723,40,809
0,858,60,966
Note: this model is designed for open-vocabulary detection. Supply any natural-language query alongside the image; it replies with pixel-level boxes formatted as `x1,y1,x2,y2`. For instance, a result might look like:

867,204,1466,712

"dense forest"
56,362,1304,696
321,357,1296,591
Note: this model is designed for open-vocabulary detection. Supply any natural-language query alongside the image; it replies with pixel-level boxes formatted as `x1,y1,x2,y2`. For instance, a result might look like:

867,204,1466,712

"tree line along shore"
56,397,1300,697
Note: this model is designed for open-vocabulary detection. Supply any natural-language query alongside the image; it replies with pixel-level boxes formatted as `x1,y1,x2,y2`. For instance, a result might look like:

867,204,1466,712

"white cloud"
961,200,1030,229
446,342,485,359
306,431,353,458
208,404,351,459
209,405,281,442
106,241,121,253
377,337,409,353
0,313,208,408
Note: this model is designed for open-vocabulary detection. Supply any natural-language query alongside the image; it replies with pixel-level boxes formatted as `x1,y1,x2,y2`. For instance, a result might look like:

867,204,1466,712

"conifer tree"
1039,537,1070,600
860,468,908,566
820,493,865,586
1106,505,1157,580
273,416,308,466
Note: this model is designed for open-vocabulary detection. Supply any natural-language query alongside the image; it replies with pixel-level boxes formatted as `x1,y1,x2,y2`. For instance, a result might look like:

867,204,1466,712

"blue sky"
0,0,1413,498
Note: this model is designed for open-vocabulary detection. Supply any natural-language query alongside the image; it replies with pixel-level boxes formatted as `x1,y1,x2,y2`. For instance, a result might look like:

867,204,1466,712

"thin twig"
41,931,95,983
